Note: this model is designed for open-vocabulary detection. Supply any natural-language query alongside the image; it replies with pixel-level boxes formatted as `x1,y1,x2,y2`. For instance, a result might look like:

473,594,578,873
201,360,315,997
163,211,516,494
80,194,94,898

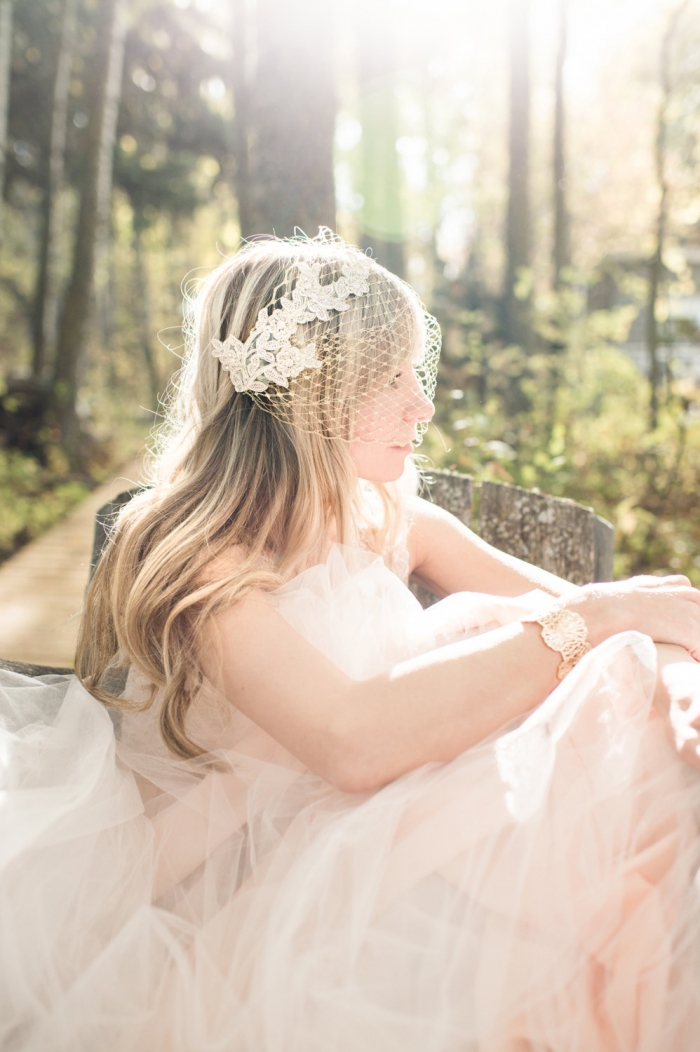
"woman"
3,230,700,1051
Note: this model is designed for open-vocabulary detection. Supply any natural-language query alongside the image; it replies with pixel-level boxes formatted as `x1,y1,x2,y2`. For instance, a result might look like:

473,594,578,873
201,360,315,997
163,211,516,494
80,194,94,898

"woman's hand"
560,575,700,660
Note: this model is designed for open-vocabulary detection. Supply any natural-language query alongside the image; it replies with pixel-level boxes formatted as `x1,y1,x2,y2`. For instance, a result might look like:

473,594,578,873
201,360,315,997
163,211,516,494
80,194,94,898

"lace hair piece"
212,259,373,394
208,229,442,446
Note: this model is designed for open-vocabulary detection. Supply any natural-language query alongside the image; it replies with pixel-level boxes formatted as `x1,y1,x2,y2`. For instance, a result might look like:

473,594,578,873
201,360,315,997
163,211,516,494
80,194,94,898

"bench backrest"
91,475,614,587
422,469,614,585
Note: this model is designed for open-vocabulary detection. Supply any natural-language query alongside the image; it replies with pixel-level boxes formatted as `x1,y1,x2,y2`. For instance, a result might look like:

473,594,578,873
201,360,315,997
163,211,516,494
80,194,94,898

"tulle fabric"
2,545,700,1051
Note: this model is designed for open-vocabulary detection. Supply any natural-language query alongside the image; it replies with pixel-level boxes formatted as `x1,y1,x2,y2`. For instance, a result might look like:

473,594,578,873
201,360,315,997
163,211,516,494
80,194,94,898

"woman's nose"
404,376,435,423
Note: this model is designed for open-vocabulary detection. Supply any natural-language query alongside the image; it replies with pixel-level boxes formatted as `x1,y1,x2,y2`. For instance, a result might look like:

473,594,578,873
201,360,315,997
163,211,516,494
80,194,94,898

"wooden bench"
0,471,614,677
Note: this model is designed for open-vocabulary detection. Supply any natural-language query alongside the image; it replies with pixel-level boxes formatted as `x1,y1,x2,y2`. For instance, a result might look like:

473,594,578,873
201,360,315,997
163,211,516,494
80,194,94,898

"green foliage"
0,447,89,561
115,0,230,226
425,295,700,584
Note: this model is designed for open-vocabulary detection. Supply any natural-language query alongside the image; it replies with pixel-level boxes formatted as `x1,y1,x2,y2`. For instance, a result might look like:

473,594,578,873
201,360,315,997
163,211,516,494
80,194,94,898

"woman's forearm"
343,636,700,793
209,576,700,794
339,622,561,792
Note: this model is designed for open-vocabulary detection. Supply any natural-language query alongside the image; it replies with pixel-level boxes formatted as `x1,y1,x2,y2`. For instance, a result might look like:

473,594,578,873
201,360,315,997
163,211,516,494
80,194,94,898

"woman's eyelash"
387,364,420,387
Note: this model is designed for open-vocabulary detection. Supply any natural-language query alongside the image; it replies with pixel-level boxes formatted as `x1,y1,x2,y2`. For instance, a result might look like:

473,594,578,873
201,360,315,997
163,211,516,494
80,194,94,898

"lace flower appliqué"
211,258,372,394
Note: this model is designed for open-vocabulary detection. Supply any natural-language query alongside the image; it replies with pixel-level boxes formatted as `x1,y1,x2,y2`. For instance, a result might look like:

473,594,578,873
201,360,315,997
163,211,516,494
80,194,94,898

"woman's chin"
352,443,414,483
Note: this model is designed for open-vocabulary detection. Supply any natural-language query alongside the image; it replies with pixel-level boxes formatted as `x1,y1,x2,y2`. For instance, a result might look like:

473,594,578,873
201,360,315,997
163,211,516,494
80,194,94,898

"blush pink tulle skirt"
2,545,700,1051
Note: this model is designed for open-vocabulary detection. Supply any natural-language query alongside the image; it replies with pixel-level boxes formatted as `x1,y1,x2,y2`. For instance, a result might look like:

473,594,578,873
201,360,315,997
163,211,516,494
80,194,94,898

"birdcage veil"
207,229,441,446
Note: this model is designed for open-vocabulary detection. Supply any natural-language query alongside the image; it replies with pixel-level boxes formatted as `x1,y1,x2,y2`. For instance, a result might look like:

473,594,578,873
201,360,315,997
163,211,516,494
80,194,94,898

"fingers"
626,575,700,615
674,605,700,659
575,576,700,652
679,587,700,610
628,574,693,590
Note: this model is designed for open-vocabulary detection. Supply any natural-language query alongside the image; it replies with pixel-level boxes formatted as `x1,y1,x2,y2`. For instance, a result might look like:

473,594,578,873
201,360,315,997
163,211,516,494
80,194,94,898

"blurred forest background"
1,0,700,580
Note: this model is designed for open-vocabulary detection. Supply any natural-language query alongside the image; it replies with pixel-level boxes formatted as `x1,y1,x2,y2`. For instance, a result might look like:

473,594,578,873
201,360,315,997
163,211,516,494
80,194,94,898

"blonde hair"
75,236,422,759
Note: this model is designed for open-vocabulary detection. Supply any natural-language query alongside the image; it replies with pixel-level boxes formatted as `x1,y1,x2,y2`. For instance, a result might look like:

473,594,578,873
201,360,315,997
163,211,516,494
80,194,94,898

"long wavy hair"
75,235,423,759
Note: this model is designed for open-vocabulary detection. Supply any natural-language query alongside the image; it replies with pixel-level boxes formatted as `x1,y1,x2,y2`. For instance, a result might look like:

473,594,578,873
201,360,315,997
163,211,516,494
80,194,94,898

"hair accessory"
197,228,441,445
524,607,591,680
212,258,373,394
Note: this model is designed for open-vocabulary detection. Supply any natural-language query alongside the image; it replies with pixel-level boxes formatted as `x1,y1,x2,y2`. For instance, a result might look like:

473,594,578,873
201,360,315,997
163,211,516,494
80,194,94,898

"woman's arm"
406,498,700,773
407,495,578,599
203,575,700,794
204,596,561,793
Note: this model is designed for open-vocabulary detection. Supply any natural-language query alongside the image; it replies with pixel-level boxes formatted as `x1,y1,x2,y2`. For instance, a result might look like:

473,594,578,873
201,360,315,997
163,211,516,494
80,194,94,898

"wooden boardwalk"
0,463,142,668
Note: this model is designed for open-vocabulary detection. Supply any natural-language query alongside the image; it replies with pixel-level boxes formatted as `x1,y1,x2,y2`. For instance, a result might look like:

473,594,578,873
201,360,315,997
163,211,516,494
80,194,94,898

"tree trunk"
230,0,253,239
96,233,117,365
49,0,127,462
543,0,570,432
357,0,404,277
421,63,442,299
132,220,160,408
504,0,531,349
552,0,570,289
0,0,13,239
31,0,80,379
646,0,690,430
246,0,336,239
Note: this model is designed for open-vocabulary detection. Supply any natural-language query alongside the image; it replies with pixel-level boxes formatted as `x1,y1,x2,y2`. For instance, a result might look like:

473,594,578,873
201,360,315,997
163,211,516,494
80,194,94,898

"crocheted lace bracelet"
524,607,591,680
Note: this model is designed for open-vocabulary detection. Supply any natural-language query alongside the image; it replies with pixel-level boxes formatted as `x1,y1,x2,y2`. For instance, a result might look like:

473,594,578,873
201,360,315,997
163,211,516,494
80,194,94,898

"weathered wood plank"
478,480,603,585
